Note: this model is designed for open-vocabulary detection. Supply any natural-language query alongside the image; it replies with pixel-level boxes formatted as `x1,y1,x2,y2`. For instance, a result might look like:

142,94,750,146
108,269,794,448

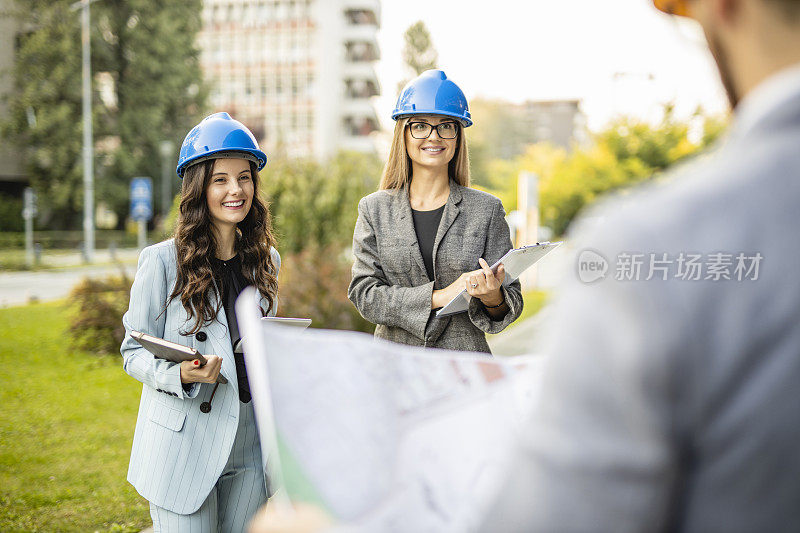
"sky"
373,0,729,131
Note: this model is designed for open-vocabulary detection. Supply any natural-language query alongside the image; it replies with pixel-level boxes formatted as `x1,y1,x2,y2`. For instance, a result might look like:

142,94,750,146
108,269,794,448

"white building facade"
199,0,381,160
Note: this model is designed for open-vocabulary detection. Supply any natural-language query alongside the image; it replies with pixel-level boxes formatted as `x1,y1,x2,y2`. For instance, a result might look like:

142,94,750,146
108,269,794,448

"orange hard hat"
653,0,690,17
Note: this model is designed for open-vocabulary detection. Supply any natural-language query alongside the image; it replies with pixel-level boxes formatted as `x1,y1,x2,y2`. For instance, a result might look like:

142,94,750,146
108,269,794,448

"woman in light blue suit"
121,112,280,532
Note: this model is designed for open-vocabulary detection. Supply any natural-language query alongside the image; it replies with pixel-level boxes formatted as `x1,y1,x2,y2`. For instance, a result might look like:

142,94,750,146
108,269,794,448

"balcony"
345,39,380,62
343,0,380,19
343,116,379,137
345,8,378,26
344,78,379,99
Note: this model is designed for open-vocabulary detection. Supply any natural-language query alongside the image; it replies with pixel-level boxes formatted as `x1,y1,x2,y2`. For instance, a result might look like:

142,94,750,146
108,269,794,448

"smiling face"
404,115,459,171
205,157,254,232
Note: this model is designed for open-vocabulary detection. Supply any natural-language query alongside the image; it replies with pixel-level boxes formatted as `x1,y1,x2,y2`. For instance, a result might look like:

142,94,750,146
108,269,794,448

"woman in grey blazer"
348,70,523,354
121,113,279,532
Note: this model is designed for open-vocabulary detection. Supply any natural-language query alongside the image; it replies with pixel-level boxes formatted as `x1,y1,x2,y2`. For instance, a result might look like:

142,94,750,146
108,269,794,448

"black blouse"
212,254,251,403
411,205,446,281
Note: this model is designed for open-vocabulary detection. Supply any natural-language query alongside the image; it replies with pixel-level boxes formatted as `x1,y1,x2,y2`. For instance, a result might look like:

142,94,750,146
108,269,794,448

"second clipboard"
435,241,562,318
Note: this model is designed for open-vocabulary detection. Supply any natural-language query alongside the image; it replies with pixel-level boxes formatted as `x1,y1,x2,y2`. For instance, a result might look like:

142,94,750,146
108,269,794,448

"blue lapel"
205,283,237,385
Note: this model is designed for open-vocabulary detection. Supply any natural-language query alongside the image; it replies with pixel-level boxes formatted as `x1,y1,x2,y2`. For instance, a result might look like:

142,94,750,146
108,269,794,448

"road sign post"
23,187,38,267
517,171,539,289
130,177,153,251
160,140,175,219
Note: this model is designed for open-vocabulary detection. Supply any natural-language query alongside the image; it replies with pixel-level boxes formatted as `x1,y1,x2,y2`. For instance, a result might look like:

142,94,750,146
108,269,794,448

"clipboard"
435,241,562,318
233,318,312,354
260,317,312,329
130,330,228,384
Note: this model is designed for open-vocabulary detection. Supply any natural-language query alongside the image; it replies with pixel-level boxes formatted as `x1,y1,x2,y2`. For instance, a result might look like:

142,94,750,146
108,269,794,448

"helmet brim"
176,148,267,178
392,110,473,128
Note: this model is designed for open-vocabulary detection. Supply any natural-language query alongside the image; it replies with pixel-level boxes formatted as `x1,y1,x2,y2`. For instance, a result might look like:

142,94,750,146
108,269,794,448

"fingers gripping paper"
236,287,544,532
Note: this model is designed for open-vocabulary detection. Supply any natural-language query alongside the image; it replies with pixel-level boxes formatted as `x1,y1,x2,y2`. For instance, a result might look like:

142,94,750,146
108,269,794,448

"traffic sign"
130,177,153,222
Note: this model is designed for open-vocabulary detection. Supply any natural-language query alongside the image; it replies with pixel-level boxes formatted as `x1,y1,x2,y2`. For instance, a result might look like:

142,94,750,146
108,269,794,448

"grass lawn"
0,302,150,532
516,290,548,326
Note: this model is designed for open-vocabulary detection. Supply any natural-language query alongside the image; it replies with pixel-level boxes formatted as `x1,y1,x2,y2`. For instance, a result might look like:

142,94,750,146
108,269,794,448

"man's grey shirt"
481,78,800,531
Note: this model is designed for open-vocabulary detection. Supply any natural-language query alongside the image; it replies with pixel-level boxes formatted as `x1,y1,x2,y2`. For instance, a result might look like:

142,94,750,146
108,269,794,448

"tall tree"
398,21,438,94
2,1,83,227
2,0,206,229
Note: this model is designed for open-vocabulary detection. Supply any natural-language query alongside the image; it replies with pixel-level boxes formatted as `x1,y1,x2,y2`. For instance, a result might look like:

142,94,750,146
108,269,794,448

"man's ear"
715,0,742,26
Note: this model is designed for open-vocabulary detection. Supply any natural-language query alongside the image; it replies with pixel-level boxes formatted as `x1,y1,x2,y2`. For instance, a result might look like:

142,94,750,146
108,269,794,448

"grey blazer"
348,181,522,353
120,239,279,514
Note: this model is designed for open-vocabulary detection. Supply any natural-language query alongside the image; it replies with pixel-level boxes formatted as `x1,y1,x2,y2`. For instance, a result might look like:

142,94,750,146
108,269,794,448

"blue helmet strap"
185,150,260,173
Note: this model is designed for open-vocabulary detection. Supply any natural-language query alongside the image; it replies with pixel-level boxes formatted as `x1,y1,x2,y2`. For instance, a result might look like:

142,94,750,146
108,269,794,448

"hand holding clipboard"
435,241,562,317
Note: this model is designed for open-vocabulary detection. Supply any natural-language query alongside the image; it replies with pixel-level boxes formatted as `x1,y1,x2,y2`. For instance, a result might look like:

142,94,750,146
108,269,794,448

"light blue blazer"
120,239,280,514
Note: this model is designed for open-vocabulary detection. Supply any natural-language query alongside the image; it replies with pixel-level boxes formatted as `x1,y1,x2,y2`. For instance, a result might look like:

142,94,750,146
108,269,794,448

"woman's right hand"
180,355,223,384
431,271,481,309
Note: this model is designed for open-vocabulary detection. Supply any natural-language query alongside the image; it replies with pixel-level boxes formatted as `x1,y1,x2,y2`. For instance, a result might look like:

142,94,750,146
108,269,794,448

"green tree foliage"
92,0,206,219
163,151,384,254
263,151,383,254
260,151,382,330
398,21,438,93
467,98,532,189
2,2,84,227
2,0,205,229
478,107,729,237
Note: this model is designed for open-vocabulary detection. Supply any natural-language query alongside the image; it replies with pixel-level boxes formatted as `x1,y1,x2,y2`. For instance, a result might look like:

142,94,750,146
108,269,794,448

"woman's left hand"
465,258,506,307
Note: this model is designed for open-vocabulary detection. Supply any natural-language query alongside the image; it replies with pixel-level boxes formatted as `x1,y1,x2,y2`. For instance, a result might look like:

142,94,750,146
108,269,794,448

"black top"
212,253,251,403
411,205,446,281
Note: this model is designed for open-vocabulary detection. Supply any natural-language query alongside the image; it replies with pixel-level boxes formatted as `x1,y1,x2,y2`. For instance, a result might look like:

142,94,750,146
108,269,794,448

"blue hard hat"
176,112,267,178
392,69,472,127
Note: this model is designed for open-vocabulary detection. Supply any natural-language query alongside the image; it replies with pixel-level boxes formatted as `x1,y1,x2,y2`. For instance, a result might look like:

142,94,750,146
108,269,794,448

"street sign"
130,177,153,222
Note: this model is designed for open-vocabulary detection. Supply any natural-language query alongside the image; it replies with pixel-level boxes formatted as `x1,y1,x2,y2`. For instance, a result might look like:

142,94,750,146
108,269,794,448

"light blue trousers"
150,400,267,533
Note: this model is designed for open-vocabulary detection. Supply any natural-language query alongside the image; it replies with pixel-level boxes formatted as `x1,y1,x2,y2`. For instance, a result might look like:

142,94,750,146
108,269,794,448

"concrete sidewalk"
0,248,140,307
488,307,552,357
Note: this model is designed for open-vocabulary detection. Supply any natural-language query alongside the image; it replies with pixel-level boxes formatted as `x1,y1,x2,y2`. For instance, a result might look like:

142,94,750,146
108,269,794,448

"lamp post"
71,0,100,262
159,140,175,218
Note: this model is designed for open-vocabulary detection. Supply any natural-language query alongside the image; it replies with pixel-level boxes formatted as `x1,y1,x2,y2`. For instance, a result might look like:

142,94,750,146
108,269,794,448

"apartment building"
199,0,381,160
517,99,588,151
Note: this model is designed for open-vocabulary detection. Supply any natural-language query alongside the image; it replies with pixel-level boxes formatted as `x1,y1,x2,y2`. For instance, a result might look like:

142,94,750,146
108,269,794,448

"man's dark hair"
765,0,800,22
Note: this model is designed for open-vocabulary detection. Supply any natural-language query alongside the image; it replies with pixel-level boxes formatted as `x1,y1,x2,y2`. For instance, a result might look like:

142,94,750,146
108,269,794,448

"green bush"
277,244,372,333
68,275,132,355
265,151,382,254
0,193,24,232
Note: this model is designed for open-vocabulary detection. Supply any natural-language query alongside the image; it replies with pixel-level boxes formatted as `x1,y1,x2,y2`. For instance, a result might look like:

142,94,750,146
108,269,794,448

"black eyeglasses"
407,121,459,139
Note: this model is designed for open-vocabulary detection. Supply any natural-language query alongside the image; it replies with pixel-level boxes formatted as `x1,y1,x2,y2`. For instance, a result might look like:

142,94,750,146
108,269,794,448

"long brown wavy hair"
170,158,279,334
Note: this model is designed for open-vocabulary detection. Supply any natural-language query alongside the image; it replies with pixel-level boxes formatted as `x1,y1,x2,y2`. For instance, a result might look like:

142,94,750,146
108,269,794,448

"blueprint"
236,287,544,532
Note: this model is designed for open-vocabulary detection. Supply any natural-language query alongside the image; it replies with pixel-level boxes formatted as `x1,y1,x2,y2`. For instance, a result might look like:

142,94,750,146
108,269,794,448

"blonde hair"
379,116,471,190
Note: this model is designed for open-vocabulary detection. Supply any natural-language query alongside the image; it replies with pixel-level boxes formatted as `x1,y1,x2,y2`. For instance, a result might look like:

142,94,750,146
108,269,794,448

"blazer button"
196,331,207,342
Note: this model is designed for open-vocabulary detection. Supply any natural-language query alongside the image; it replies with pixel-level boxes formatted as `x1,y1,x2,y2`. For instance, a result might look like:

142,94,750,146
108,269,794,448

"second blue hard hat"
176,112,267,178
392,69,472,127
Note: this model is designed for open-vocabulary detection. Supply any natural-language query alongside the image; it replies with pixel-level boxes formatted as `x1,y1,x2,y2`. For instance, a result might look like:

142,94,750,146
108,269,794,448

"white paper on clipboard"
435,241,562,318
260,317,312,328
